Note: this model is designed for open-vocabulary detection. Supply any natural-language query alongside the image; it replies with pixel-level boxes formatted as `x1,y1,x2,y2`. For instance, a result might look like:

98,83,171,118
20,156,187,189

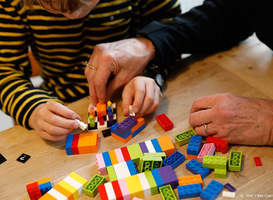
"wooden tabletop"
1,35,273,200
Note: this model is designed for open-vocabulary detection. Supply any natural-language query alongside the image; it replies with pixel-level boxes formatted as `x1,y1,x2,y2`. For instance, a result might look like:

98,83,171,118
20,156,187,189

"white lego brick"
114,162,131,180
137,173,151,198
222,191,236,198
63,176,83,196
75,119,87,130
145,140,156,153
104,182,116,200
48,188,68,200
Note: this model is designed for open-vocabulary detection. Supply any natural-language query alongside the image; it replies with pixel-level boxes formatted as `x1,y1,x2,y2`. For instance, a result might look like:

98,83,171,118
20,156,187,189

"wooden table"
1,35,273,200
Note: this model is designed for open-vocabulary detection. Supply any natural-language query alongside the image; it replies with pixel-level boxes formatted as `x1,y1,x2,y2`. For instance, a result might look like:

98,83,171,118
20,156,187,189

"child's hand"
122,76,162,116
29,101,81,141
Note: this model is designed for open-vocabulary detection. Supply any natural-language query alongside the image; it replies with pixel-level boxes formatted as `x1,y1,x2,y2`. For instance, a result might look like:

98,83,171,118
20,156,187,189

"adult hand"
85,37,155,104
189,93,273,146
122,76,162,116
29,101,81,141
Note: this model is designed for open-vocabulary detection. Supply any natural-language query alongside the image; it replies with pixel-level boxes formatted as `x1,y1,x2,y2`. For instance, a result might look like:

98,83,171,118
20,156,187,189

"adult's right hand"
85,37,155,104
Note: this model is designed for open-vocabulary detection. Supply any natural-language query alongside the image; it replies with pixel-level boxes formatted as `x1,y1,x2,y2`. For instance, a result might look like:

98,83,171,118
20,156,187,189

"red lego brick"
111,180,123,200
98,184,108,200
156,113,173,131
71,133,80,154
98,114,104,126
26,182,42,200
254,157,262,166
120,147,131,161
206,136,228,154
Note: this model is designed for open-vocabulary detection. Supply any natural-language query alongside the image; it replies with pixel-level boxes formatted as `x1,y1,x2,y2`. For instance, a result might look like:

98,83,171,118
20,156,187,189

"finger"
194,123,217,136
189,109,213,127
47,102,80,120
190,95,219,113
142,86,162,115
122,85,135,116
138,83,155,115
85,62,98,104
40,129,68,141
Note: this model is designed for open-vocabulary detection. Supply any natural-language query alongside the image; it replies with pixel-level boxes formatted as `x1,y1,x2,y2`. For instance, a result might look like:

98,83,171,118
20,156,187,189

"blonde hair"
24,0,89,13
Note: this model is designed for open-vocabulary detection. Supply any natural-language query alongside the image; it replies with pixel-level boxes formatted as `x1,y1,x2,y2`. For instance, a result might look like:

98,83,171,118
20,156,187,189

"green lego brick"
203,155,227,169
159,184,177,200
139,156,154,172
214,168,227,178
174,129,196,146
127,143,143,166
107,165,117,181
83,174,105,197
144,171,158,195
152,156,163,169
144,152,167,160
228,150,242,172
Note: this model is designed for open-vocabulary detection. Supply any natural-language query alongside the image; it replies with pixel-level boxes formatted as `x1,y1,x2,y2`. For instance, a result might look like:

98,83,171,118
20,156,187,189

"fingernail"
133,107,139,113
73,121,79,129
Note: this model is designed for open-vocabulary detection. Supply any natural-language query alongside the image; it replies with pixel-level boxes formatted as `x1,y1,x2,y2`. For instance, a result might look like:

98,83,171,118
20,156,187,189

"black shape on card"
17,153,31,163
0,153,7,164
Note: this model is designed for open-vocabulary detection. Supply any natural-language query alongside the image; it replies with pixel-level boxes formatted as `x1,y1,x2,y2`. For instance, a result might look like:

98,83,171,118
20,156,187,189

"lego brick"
197,143,215,163
98,184,108,200
131,117,145,133
159,184,177,200
177,183,202,199
102,151,112,167
39,182,52,195
127,143,143,166
186,159,210,179
96,153,107,175
203,155,227,169
111,132,133,143
144,171,158,195
112,180,123,200
83,174,106,197
120,147,131,161
151,138,163,152
156,113,173,131
111,122,132,139
145,140,156,153
26,182,42,200
139,142,149,154
157,165,178,189
107,165,117,182
222,191,236,198
214,168,227,178
77,132,98,154
224,183,236,192
131,123,146,138
254,157,262,166
104,182,116,200
115,148,125,163
117,116,138,134
206,136,229,154
65,134,74,155
58,180,79,199
118,179,131,200
71,134,80,155
126,160,138,176
139,156,155,172
200,180,223,200
151,168,164,191
137,173,152,198
75,119,87,130
96,103,107,116
174,129,196,146
125,175,145,199
163,151,185,169
178,174,203,187
102,128,112,137
37,193,57,200
157,135,176,157
187,154,198,160
228,150,242,171
144,152,166,160
47,188,68,200
187,136,202,156
113,162,131,180
53,184,73,200
108,150,119,165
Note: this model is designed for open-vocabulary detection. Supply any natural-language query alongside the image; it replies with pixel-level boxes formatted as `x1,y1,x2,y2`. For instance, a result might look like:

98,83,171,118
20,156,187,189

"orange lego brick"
37,177,51,185
178,174,203,187
111,132,133,143
131,117,145,133
96,103,107,116
54,184,74,200
108,150,118,165
77,132,99,154
187,154,198,160
157,135,176,156
38,192,57,200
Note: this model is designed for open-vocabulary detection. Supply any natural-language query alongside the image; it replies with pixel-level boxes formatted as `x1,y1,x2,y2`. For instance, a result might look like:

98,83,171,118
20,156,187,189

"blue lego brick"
151,138,163,152
111,122,132,139
163,151,185,169
132,124,146,138
117,116,138,134
187,136,202,156
126,160,138,176
39,182,52,195
65,134,74,155
178,183,202,199
200,180,223,200
102,152,112,167
186,159,210,179
151,168,164,191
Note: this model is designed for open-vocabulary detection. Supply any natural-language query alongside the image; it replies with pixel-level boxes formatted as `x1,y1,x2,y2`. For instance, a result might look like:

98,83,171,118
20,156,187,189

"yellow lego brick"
125,175,144,199
59,180,79,200
108,150,118,165
69,172,88,186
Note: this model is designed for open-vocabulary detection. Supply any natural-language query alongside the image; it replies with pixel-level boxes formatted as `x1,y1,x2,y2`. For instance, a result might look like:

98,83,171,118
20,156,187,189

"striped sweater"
0,0,181,129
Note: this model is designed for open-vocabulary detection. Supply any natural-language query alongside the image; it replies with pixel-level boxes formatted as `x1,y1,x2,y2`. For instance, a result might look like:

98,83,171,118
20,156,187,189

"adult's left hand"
189,93,273,146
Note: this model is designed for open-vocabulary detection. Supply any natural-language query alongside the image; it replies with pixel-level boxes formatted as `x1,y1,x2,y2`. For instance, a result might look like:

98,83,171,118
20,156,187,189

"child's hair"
23,0,89,13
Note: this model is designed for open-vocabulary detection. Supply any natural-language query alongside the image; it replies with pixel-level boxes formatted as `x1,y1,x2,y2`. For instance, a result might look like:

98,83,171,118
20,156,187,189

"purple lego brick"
157,165,178,189
116,117,138,134
224,183,236,192
139,142,149,153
